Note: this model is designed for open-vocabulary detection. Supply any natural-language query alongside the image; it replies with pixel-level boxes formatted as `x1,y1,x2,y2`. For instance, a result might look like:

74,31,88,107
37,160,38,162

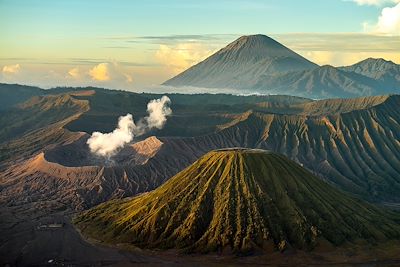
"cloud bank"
155,43,214,74
350,0,399,6
2,64,20,74
87,96,172,157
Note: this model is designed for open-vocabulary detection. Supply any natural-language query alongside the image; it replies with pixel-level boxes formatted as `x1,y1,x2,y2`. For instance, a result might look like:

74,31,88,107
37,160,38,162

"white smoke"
87,114,135,157
87,96,172,157
133,95,172,136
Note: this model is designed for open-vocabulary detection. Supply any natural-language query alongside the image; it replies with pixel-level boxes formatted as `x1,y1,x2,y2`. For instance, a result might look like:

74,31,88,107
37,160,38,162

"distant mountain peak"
164,34,318,89
218,34,313,61
340,57,400,85
345,58,398,70
224,34,281,49
361,57,395,65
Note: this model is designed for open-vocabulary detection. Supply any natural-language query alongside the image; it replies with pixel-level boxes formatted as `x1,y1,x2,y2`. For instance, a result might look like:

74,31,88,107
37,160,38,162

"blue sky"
1,0,399,90
0,0,380,35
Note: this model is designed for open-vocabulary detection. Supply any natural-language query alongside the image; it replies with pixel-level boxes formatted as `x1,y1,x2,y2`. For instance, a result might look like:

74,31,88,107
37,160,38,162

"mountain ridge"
340,58,400,89
2,91,399,213
164,35,400,98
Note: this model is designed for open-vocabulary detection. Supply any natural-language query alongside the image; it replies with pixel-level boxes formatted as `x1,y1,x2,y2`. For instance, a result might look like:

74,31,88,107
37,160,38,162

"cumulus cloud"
0,61,135,89
89,63,110,81
155,43,213,74
374,2,400,34
87,96,172,157
88,62,133,83
2,64,20,74
357,0,400,35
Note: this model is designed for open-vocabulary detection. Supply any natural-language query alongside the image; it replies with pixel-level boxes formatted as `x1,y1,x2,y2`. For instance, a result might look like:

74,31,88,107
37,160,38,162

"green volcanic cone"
74,149,400,254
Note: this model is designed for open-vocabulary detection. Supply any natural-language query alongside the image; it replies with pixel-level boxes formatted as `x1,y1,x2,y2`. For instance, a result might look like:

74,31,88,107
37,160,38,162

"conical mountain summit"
164,34,317,89
74,149,400,254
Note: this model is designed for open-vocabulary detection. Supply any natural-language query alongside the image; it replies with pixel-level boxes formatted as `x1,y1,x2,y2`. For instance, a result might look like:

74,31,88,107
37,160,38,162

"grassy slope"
74,150,400,254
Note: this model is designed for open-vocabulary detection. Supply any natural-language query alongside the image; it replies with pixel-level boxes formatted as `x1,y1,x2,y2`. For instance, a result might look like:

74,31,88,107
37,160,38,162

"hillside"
74,149,400,254
2,92,400,212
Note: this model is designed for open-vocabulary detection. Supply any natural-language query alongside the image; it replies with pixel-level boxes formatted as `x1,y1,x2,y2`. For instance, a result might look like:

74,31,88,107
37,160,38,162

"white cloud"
155,43,214,74
2,64,21,74
350,0,400,35
374,2,400,34
89,63,110,81
88,62,134,83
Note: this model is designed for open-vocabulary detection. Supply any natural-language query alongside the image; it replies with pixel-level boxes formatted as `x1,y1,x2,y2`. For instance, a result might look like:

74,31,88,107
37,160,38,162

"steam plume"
133,95,172,135
87,96,172,157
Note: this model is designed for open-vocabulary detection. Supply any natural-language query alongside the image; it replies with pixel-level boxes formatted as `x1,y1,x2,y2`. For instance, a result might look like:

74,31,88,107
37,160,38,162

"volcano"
74,149,400,254
163,34,318,90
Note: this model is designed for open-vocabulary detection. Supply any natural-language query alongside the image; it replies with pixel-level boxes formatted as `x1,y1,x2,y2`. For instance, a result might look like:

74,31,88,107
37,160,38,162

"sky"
1,0,399,91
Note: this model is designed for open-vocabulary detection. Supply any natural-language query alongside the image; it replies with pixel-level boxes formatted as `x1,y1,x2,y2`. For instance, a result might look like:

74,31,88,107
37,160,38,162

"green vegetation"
74,149,400,254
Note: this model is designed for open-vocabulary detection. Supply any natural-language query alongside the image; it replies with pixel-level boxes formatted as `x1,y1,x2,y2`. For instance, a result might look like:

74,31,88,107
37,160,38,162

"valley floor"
1,203,400,267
